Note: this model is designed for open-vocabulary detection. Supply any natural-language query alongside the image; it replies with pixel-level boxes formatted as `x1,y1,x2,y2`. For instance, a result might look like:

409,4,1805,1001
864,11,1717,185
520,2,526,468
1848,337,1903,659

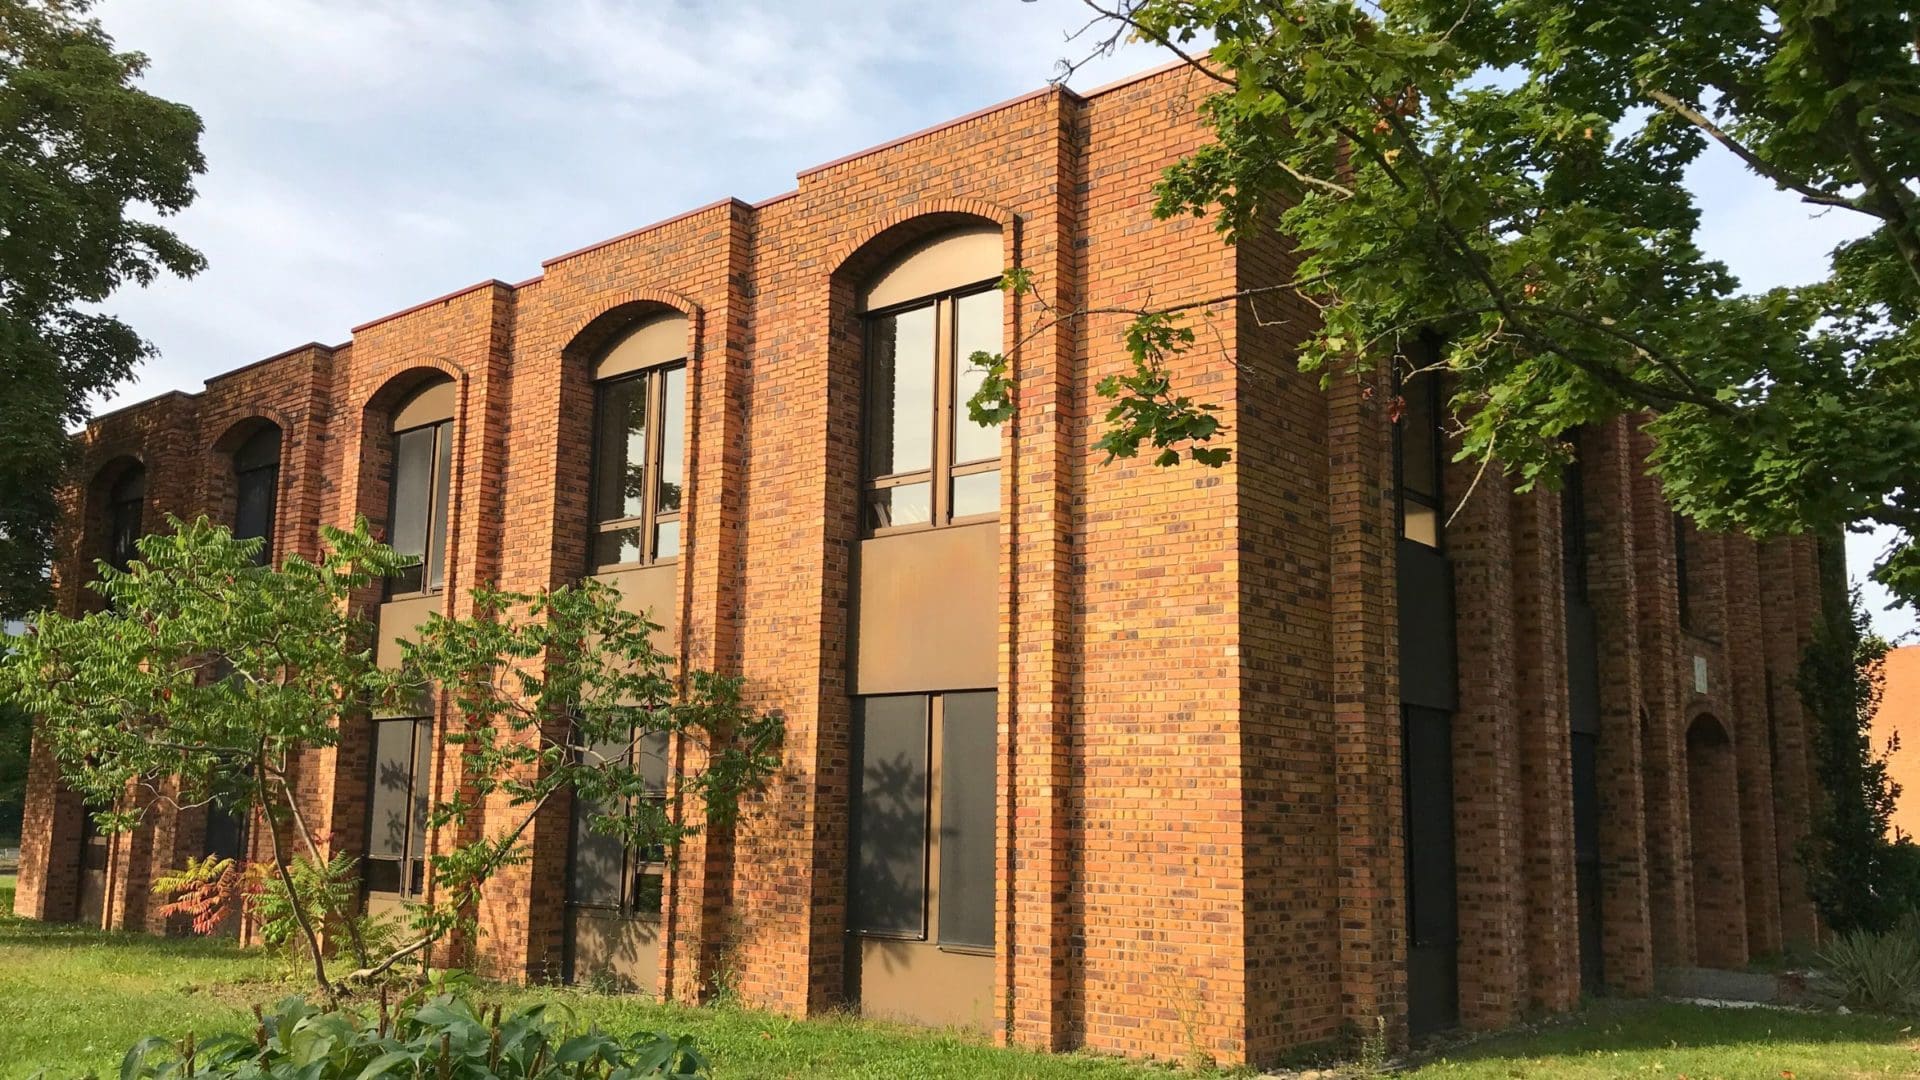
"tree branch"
1643,87,1881,217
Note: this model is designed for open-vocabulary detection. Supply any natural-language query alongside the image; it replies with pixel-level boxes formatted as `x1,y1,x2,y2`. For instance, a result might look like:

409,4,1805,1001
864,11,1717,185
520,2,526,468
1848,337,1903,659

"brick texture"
12,65,1833,1067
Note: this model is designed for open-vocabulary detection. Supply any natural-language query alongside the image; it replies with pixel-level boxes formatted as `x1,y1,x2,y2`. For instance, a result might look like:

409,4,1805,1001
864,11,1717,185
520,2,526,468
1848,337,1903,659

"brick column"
1004,92,1081,1053
1584,418,1653,994
1628,425,1688,966
1327,372,1406,1036
1759,537,1817,949
1445,446,1526,1029
1723,535,1782,956
1511,486,1580,1010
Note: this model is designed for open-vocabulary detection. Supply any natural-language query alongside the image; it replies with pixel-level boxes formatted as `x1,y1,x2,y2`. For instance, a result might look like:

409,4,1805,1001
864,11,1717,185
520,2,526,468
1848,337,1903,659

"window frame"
1393,354,1445,552
861,280,1003,538
588,361,687,574
232,435,281,567
848,688,998,955
384,416,455,600
107,470,146,572
363,715,433,899
564,726,671,920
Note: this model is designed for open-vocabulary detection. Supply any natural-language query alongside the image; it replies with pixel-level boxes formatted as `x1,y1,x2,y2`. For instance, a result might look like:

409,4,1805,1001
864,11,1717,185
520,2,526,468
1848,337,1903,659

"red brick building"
13,64,1832,1065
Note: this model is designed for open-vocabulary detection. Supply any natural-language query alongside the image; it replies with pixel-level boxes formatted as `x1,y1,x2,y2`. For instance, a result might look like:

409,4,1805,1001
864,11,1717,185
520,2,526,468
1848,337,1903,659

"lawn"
2,872,1916,1079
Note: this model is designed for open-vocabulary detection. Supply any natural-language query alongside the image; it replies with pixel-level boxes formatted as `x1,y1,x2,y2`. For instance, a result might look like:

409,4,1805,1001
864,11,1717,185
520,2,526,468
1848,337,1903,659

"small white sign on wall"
1693,655,1709,695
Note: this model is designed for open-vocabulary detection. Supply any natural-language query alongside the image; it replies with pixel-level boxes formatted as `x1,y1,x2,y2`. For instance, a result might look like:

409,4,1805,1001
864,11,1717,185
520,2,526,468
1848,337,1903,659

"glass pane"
593,527,644,568
1403,501,1439,548
637,730,670,796
1401,372,1438,500
654,519,680,560
866,482,930,531
938,691,997,949
950,470,999,519
234,465,278,564
657,366,685,514
110,498,143,570
571,730,631,906
866,305,936,478
364,858,402,895
631,869,664,915
851,695,928,937
952,289,1003,465
389,427,433,561
368,719,416,861
594,377,647,524
410,719,434,859
428,422,453,591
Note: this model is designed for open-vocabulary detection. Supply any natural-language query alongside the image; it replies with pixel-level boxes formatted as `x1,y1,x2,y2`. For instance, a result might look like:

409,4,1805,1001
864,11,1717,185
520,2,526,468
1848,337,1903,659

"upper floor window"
1395,350,1444,549
1673,511,1693,632
387,377,456,597
108,466,146,571
590,314,688,572
232,425,281,566
1562,433,1590,602
860,226,1003,534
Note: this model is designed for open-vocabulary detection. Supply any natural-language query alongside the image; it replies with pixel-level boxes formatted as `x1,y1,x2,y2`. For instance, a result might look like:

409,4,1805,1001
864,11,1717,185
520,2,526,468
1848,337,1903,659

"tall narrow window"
1395,352,1444,549
850,690,998,950
365,716,432,897
387,378,456,597
1673,511,1693,631
590,315,688,571
108,467,146,571
860,226,1004,534
1561,448,1589,602
566,728,671,916
232,426,281,566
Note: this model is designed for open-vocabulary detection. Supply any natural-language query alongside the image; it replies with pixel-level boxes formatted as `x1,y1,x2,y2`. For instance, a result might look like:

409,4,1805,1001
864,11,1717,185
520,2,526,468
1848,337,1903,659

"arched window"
232,425,281,566
589,314,687,571
859,226,1003,533
108,467,146,571
387,377,456,597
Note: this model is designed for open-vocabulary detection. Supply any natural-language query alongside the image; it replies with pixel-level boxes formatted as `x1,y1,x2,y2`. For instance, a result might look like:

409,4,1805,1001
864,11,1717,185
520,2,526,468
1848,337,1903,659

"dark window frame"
385,417,455,599
564,726,671,919
848,689,998,954
588,361,687,573
1561,438,1590,603
1393,352,1446,552
861,280,1003,537
1672,511,1694,632
108,469,146,571
363,715,433,899
232,428,281,567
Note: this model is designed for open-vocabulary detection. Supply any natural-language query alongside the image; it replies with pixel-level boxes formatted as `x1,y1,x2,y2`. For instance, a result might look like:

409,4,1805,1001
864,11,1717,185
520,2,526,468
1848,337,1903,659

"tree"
1799,590,1912,933
0,517,781,999
0,0,206,615
984,0,1918,604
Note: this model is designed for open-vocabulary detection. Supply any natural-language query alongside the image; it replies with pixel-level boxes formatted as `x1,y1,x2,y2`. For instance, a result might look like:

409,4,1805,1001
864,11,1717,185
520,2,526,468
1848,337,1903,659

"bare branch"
1643,87,1877,216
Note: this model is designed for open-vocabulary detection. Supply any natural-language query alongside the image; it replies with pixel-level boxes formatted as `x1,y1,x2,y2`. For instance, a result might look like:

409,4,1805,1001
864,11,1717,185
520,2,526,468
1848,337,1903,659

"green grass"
1402,1000,1920,1079
1,879,1914,1079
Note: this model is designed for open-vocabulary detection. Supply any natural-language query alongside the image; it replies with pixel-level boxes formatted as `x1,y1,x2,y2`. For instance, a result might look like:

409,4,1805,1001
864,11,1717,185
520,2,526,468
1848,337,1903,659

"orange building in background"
1873,645,1920,841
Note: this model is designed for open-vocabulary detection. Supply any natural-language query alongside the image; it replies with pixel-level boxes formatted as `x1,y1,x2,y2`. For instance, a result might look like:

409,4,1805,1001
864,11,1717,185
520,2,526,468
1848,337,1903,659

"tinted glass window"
851,695,928,937
938,691,997,949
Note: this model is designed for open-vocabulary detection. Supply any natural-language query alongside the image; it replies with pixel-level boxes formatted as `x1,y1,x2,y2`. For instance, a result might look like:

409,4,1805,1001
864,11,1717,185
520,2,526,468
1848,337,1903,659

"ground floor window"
365,716,432,897
567,728,671,917
850,690,996,950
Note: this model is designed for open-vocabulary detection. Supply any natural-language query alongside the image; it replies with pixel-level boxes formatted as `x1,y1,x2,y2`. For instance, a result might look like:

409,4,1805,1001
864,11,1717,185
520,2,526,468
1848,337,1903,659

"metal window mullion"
642,370,665,565
932,297,954,526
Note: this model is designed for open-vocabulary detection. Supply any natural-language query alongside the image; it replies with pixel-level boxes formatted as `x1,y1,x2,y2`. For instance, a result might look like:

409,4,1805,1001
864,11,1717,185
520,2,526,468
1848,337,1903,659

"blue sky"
88,0,1914,640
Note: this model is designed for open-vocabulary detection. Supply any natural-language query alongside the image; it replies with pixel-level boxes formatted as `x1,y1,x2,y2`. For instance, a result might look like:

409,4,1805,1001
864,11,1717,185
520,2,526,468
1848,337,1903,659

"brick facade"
14,65,1831,1066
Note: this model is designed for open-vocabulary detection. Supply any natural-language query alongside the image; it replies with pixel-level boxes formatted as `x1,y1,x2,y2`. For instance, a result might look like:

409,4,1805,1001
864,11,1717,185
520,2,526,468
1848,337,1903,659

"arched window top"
391,375,456,433
110,466,146,504
595,313,689,382
1687,714,1731,747
859,225,1002,313
233,425,282,472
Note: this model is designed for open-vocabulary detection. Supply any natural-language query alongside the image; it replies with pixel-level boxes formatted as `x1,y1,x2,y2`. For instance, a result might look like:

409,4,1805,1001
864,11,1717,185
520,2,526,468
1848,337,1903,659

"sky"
85,0,1915,642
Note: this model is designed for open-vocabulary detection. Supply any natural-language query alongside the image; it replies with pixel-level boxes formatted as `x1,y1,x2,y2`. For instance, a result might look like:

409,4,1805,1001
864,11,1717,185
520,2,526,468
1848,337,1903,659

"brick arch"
1685,712,1746,968
351,364,469,577
202,411,291,559
553,293,706,586
827,201,1019,292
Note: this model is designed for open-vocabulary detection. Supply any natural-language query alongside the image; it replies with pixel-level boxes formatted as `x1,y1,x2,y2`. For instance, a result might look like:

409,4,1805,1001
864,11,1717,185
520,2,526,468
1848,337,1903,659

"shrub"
103,991,706,1079
1817,928,1920,1013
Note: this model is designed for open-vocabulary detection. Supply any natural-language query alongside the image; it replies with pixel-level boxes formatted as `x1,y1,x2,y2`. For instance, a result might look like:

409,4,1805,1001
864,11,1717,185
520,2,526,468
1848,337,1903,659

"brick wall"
12,63,1833,1067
